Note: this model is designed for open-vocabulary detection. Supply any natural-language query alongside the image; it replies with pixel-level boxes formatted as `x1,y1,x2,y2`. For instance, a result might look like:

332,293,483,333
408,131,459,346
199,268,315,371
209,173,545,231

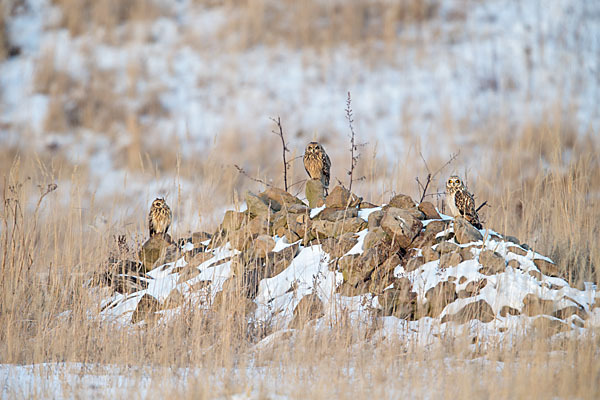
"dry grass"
1,123,599,397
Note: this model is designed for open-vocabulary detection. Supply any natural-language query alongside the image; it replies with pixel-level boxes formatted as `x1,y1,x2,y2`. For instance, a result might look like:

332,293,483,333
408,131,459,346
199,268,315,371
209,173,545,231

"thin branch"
476,201,488,213
345,91,358,192
416,151,460,203
234,165,272,188
270,116,289,192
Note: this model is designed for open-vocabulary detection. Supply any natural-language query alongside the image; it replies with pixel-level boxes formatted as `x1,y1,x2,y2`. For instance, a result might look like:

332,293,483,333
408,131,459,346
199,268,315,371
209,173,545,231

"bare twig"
476,201,488,213
270,116,289,192
416,150,460,202
234,165,272,188
345,92,360,192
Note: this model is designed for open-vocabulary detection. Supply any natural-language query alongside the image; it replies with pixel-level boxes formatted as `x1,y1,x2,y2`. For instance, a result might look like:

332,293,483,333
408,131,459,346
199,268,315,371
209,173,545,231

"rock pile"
95,186,600,339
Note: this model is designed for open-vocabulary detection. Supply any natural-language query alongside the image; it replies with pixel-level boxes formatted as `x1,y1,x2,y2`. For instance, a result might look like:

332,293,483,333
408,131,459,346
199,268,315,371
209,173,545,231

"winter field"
1,0,600,398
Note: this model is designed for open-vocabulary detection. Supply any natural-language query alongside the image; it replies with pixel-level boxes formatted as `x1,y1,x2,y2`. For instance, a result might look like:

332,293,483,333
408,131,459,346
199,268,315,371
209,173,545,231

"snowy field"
1,0,599,228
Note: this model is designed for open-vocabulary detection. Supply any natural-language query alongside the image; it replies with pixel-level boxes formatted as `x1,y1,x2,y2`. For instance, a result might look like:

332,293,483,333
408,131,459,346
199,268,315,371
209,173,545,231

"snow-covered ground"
1,0,599,228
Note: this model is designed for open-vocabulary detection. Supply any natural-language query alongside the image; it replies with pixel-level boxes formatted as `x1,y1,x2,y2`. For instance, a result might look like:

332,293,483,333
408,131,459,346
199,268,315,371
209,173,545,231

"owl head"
151,198,167,209
446,175,465,193
305,141,324,154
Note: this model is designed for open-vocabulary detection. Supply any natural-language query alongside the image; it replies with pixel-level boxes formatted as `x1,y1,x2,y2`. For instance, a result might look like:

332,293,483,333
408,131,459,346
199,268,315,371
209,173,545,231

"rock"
305,179,326,208
360,201,378,209
286,204,310,214
245,191,273,217
259,188,304,211
528,270,543,280
325,186,362,208
339,249,381,285
425,220,447,236
458,276,467,284
222,210,247,232
437,241,459,254
522,293,555,316
131,294,161,324
405,256,425,272
388,194,416,209
402,208,427,221
533,258,561,278
139,236,178,270
459,246,476,261
288,214,312,241
271,211,288,232
380,283,417,319
290,294,324,328
507,259,520,269
442,300,495,323
507,245,527,256
110,274,150,295
553,305,588,320
184,251,213,268
253,235,276,258
439,252,462,269
321,233,358,258
311,217,367,239
422,247,440,263
380,207,423,249
227,229,254,251
413,230,436,249
418,201,441,220
453,217,483,244
500,305,521,317
264,243,300,278
192,231,212,244
425,281,457,318
247,215,271,236
504,235,520,245
336,282,372,296
317,207,359,222
479,250,506,275
368,210,384,230
284,229,301,243
531,316,571,336
464,279,487,296
363,228,387,250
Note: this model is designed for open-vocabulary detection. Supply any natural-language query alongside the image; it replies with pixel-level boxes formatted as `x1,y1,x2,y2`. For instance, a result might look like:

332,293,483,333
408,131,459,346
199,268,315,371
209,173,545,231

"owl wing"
455,189,482,229
303,153,312,177
148,210,156,236
322,151,331,188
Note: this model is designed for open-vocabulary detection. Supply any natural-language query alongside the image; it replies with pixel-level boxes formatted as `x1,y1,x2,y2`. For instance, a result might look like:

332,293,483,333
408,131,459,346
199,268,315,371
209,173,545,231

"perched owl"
148,198,172,238
445,176,482,229
303,141,331,195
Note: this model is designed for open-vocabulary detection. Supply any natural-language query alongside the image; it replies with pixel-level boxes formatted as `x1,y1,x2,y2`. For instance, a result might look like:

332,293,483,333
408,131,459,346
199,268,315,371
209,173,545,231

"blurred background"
0,0,599,246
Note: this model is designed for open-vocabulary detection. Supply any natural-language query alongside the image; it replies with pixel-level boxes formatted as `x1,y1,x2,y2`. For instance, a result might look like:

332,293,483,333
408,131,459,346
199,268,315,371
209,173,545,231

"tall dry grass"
1,123,599,398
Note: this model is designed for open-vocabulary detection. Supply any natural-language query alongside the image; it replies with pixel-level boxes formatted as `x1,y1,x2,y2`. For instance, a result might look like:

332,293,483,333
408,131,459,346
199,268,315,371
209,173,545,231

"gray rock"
380,207,423,249
437,241,460,254
305,179,326,208
367,210,384,230
317,207,359,222
453,217,483,244
439,252,462,269
258,187,305,211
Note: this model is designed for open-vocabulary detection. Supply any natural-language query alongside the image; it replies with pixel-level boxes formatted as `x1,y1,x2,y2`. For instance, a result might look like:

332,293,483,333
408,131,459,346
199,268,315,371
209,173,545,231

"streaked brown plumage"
303,141,331,195
445,175,482,229
148,198,172,238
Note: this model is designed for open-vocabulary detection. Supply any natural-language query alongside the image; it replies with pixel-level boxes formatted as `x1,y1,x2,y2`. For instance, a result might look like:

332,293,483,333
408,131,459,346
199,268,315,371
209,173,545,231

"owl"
148,198,172,238
303,141,331,195
445,176,482,229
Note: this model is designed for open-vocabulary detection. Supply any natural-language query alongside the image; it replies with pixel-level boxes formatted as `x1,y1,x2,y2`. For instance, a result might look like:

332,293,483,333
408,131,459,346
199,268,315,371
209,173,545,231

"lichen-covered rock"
426,281,457,317
437,241,459,254
245,191,273,217
368,210,384,230
311,217,367,239
139,235,178,270
479,250,506,275
253,235,276,258
418,201,441,220
453,216,483,244
317,207,359,222
305,179,326,208
259,187,305,211
533,258,561,278
439,252,462,269
320,233,358,258
388,194,416,209
325,186,362,208
380,207,423,249
442,299,495,323
422,246,440,263
363,227,387,250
